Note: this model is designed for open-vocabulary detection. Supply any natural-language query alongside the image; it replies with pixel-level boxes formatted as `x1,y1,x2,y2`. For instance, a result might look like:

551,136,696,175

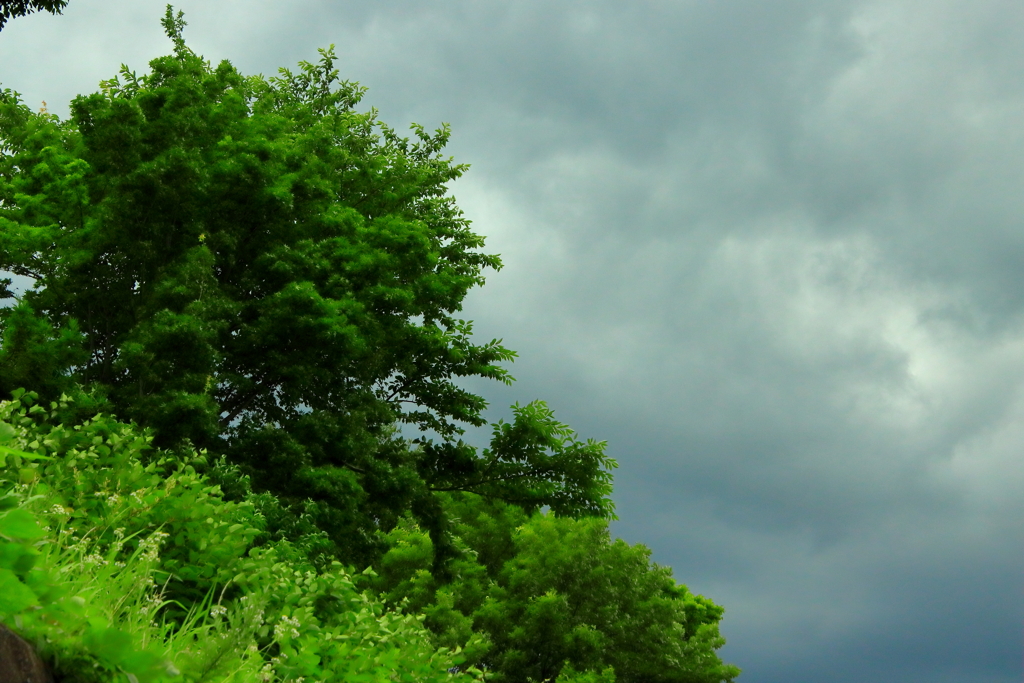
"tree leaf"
0,445,52,469
0,509,44,541
0,567,37,613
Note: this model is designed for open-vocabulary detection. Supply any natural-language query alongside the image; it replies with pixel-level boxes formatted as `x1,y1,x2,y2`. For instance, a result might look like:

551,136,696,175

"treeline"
0,7,740,682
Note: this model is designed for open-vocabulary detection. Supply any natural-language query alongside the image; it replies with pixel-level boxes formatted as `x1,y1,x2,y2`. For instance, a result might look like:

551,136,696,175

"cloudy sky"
3,1,1024,680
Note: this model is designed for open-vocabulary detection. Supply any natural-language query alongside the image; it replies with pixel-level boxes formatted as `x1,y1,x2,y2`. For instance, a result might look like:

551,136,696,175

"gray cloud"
3,1,1024,680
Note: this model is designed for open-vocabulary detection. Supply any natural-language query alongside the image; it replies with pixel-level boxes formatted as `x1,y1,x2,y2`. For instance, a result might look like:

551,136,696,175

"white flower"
274,615,301,640
82,553,108,568
138,531,169,563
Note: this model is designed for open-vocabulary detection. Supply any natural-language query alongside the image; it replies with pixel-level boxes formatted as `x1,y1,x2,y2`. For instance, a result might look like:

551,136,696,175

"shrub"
0,390,479,682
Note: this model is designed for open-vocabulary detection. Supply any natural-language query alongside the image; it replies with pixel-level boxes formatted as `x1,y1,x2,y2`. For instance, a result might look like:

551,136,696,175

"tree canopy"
0,0,68,31
366,494,741,683
0,7,615,567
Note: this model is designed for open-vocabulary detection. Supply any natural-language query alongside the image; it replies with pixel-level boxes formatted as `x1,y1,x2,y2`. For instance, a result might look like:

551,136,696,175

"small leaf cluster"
0,0,69,31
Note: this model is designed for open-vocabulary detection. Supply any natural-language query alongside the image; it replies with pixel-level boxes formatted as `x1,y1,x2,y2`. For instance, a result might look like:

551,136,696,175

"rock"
0,623,53,683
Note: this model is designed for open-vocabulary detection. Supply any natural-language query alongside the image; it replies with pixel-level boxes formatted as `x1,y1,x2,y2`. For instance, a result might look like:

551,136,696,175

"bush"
0,390,479,682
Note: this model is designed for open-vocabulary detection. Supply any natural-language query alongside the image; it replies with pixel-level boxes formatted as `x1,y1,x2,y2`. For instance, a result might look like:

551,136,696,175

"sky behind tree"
2,2,1023,681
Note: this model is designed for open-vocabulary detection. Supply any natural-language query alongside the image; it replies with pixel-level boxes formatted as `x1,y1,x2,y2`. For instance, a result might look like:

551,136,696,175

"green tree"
0,7,615,567
0,0,68,31
367,494,742,683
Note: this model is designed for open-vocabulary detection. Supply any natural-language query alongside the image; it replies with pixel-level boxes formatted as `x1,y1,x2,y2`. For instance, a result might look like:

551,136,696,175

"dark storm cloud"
3,2,1024,681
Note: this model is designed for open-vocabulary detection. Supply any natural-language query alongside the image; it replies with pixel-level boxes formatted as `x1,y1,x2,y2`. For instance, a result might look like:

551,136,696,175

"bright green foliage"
0,7,616,567
0,505,191,683
0,389,263,611
0,391,479,682
366,494,741,683
0,0,68,31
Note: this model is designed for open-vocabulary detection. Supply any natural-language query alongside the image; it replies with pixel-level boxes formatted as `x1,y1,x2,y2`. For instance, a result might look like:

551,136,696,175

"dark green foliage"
0,0,68,31
365,494,741,683
0,7,616,568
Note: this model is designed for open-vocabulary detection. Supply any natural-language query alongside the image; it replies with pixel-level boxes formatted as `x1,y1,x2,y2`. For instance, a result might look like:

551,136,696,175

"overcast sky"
3,1,1024,681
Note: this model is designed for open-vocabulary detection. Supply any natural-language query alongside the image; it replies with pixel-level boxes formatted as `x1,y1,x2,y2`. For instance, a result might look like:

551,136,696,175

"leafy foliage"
0,391,478,682
0,0,68,31
365,494,741,683
0,7,740,680
0,6,616,569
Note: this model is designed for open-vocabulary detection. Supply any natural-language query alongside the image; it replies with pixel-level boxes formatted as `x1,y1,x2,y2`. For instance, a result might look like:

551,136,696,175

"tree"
0,0,68,31
0,7,616,567
480,514,740,683
367,494,742,683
